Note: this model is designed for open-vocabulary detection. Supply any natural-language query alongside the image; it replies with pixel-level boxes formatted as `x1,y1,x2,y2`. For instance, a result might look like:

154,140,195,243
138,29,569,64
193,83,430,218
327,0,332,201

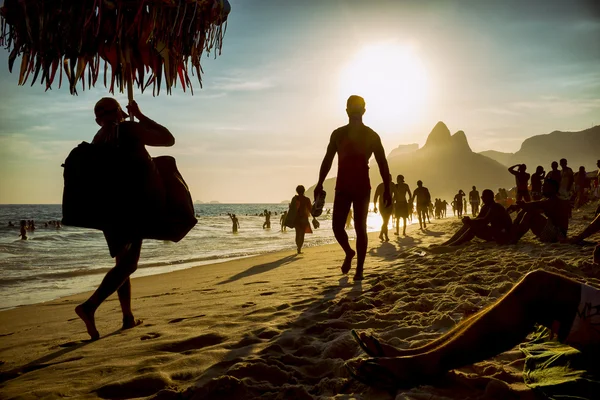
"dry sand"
1,205,599,399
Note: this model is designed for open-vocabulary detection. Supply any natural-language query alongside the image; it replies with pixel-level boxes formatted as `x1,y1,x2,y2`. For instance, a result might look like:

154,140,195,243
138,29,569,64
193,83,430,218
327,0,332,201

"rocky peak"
451,130,472,152
423,121,452,149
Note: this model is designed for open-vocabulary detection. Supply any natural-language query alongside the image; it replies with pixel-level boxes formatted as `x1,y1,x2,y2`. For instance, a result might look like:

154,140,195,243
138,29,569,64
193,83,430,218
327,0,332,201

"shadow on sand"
216,254,299,285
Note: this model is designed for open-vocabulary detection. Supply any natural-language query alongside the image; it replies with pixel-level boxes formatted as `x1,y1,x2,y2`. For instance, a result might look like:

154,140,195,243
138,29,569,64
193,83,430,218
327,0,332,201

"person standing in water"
75,98,174,340
229,213,240,233
314,95,391,281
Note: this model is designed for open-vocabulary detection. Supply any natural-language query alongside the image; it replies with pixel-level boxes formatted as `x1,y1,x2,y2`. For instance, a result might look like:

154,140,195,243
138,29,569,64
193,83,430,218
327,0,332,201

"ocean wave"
0,267,112,286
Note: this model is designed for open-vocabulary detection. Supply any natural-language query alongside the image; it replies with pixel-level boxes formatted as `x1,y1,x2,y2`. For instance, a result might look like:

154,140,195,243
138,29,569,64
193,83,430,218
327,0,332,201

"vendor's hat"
94,97,128,118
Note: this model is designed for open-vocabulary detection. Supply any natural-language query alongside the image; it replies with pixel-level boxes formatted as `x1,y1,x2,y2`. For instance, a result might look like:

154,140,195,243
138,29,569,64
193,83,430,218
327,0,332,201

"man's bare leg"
510,211,547,243
75,241,141,339
333,192,355,274
353,194,371,280
353,270,581,381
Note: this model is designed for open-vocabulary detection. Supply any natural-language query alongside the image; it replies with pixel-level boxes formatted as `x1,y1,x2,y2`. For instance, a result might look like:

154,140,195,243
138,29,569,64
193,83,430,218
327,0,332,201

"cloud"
211,76,274,92
511,97,600,117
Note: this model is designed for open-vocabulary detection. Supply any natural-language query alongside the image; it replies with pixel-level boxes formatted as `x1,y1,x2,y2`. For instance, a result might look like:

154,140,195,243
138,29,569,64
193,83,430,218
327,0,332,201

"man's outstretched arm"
315,133,337,195
373,136,391,207
508,164,520,176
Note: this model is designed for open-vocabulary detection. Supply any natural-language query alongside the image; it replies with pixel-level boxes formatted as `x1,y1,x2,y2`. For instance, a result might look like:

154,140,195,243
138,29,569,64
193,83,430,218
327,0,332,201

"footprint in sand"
241,302,256,308
141,332,161,341
244,280,270,285
260,291,276,296
156,333,226,352
168,314,205,324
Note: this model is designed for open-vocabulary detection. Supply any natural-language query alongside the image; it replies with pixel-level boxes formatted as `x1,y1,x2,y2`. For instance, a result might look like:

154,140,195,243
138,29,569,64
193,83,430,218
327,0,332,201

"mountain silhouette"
479,125,600,171
308,121,514,201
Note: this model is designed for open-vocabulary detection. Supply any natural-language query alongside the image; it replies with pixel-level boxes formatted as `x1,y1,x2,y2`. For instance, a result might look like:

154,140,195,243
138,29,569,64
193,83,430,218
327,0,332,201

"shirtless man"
315,95,391,281
435,189,512,247
508,164,531,202
453,190,465,218
76,98,174,340
469,186,480,217
374,174,395,242
547,161,561,183
394,175,411,236
559,158,574,200
412,181,431,230
530,165,545,201
348,270,600,391
508,178,570,244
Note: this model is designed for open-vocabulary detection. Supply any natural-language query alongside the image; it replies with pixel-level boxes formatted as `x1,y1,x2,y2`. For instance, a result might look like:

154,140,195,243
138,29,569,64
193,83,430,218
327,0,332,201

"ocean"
0,203,407,309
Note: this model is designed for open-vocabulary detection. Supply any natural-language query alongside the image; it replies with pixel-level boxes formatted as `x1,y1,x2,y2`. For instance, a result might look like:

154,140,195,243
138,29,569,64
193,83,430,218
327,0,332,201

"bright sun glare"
338,42,430,132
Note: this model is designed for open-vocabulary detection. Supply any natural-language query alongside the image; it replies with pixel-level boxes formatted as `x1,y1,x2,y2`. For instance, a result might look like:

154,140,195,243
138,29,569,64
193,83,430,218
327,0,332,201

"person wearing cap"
314,95,391,281
75,98,174,341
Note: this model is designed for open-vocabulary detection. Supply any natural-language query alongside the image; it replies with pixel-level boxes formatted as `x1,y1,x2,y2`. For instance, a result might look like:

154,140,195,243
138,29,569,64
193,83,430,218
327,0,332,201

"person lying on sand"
432,189,511,247
568,212,600,264
507,178,570,244
347,269,600,391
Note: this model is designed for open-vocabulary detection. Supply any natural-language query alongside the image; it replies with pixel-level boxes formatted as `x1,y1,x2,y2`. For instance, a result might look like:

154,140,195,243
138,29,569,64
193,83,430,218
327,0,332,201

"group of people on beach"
70,95,600,395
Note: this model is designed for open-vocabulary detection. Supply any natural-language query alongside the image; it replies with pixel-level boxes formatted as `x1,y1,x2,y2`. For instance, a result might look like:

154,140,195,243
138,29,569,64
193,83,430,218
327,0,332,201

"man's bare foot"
75,304,99,341
341,250,356,274
122,315,143,330
353,268,364,281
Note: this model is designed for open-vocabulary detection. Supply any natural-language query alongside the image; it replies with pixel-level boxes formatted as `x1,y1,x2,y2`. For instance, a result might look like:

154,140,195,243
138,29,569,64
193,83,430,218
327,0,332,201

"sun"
338,42,430,132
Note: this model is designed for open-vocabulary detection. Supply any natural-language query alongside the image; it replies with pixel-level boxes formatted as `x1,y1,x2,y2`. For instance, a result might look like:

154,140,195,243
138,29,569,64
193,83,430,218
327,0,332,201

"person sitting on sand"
347,269,600,391
568,212,600,265
291,185,313,254
374,174,395,242
412,181,431,230
314,95,391,281
75,98,174,341
507,178,570,244
434,189,512,247
394,175,411,236
530,165,545,201
469,186,480,217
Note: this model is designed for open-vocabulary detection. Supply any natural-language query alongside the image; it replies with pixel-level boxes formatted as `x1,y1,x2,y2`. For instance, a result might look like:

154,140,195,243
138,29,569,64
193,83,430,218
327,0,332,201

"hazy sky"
1,0,599,204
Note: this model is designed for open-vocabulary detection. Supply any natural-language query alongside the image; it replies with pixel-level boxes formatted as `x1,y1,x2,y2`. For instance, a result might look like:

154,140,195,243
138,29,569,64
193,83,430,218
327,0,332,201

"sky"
0,0,599,204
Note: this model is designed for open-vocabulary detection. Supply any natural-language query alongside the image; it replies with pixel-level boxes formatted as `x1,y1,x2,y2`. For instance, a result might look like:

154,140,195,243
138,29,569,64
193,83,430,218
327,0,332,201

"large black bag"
62,142,197,242
284,196,297,229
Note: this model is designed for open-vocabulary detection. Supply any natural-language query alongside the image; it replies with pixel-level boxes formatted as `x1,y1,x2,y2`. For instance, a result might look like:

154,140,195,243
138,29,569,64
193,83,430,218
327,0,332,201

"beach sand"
1,205,599,399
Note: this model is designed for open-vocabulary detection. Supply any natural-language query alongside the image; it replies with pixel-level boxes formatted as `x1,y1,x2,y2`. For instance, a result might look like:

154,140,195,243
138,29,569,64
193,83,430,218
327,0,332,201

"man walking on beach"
374,174,395,242
394,175,411,236
412,181,431,230
75,98,174,340
469,186,480,217
314,95,391,281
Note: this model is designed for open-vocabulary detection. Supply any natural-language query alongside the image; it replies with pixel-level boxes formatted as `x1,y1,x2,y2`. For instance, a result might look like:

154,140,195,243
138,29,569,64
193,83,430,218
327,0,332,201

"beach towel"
520,326,600,400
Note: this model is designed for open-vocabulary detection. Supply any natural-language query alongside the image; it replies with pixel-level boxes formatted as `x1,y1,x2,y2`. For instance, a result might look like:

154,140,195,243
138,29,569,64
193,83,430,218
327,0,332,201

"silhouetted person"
441,199,448,218
280,211,288,232
530,165,545,201
568,212,600,264
374,174,395,242
508,163,531,202
262,209,271,229
229,213,239,233
547,161,561,183
454,190,465,218
394,175,411,235
412,181,431,230
291,185,313,254
19,220,27,240
559,158,574,199
436,190,512,246
314,95,391,281
8,221,14,227
348,270,600,391
508,179,570,244
463,198,467,217
75,98,174,341
574,166,588,209
469,186,480,217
